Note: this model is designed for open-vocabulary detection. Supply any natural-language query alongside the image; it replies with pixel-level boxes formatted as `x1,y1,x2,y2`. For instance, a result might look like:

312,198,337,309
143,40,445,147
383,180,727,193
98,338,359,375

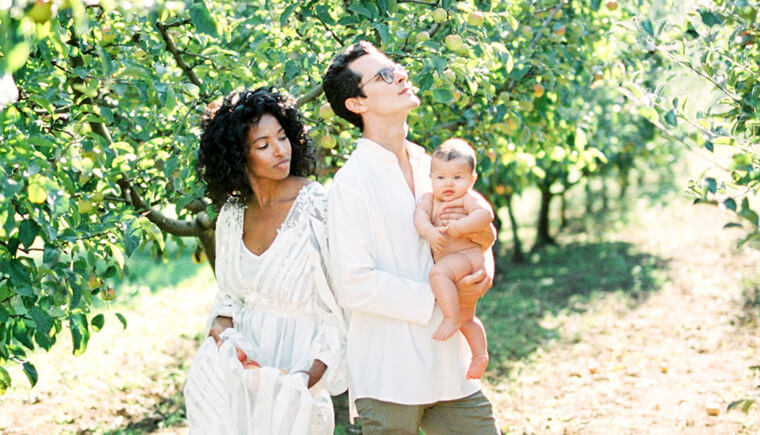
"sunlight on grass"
0,258,215,434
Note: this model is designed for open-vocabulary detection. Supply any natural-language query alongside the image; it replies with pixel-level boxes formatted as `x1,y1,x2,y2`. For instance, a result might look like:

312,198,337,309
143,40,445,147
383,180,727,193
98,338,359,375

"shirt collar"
356,137,428,167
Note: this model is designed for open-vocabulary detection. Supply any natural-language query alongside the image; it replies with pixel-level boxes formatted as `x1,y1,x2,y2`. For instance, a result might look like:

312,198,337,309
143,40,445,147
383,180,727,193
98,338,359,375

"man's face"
347,48,420,120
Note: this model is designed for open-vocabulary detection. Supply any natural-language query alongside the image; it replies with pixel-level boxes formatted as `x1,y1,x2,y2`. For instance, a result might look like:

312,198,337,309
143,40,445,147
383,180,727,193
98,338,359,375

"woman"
184,87,347,434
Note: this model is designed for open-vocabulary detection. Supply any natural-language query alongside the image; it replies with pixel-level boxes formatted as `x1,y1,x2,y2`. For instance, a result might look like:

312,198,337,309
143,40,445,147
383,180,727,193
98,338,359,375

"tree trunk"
585,177,594,215
491,213,503,276
504,193,525,263
560,190,568,230
600,177,609,212
532,184,556,251
619,167,630,200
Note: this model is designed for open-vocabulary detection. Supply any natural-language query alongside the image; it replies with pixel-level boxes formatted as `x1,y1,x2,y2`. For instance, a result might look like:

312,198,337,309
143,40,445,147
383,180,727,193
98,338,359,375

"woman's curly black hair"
196,87,316,206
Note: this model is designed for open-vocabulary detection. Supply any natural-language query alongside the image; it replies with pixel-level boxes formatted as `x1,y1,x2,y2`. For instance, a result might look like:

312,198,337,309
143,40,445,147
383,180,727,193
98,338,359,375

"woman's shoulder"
290,177,326,199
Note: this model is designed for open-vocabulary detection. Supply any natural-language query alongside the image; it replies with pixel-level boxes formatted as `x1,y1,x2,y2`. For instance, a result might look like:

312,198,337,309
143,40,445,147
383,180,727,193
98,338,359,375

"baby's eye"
454,175,461,180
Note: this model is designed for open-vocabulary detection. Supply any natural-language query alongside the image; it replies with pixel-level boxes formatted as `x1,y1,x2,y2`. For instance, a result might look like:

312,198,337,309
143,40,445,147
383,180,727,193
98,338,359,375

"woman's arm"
296,359,327,388
208,315,234,345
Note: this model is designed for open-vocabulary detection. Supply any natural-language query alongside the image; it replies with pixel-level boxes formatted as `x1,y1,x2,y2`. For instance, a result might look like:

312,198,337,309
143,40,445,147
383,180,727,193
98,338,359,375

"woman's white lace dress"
184,182,347,434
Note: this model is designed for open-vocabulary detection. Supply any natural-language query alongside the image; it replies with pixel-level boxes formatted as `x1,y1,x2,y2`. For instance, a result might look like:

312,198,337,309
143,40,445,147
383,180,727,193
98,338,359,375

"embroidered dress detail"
184,183,347,435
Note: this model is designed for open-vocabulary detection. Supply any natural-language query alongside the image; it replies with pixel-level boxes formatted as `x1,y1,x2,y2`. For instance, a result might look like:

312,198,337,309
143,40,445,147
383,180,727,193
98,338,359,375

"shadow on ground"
115,238,206,296
482,241,669,379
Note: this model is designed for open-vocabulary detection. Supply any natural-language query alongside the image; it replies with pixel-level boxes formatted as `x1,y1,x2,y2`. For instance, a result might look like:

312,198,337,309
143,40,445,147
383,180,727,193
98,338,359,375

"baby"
414,138,494,379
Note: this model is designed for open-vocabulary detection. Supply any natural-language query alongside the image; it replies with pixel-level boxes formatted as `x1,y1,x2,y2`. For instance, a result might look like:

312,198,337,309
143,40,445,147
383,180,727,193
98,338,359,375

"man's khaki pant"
355,390,500,435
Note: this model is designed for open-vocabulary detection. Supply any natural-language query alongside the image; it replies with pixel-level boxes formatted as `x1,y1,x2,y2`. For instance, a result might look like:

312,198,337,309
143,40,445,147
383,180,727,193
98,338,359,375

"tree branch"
296,83,323,107
398,0,439,5
117,179,213,237
156,21,203,89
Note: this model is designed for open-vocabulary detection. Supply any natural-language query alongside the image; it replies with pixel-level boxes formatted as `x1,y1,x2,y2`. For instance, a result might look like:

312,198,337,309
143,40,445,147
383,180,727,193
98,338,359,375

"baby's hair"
432,138,476,171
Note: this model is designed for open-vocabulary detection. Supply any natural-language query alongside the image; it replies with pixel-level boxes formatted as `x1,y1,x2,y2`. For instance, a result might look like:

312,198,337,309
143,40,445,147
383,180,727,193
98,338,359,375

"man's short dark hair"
322,41,376,131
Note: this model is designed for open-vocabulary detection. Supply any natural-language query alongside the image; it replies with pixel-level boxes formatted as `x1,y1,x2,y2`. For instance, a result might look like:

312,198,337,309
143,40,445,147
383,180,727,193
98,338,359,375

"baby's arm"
414,193,446,255
445,191,494,238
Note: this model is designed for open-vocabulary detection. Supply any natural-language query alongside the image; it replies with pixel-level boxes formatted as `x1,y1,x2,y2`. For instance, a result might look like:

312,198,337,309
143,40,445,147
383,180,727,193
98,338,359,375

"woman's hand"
209,315,234,347
295,359,327,388
210,316,261,369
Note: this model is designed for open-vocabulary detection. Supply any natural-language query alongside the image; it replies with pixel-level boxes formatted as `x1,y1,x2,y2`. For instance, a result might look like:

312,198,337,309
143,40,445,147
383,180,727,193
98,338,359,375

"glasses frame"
358,64,406,90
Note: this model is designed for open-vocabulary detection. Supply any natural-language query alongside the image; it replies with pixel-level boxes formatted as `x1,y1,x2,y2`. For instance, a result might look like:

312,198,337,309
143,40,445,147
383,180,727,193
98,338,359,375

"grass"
8,159,750,433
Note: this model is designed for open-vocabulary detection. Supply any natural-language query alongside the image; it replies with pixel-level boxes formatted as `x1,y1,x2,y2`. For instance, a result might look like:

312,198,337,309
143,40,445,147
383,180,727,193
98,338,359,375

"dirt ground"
1,198,759,434
488,202,760,434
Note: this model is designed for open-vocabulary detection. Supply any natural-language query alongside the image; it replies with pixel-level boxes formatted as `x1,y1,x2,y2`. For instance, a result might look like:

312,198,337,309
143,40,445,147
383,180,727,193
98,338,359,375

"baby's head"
430,138,477,202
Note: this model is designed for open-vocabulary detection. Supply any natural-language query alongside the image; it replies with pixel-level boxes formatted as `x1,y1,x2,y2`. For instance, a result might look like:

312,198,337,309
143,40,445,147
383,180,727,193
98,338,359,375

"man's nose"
395,67,408,84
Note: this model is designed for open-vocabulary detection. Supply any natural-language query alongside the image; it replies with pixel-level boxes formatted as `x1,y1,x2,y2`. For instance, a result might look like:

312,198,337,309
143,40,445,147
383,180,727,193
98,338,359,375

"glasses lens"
378,68,395,84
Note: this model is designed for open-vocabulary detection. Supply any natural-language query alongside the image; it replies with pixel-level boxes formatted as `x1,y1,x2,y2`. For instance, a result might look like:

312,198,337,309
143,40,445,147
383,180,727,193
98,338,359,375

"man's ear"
345,97,366,115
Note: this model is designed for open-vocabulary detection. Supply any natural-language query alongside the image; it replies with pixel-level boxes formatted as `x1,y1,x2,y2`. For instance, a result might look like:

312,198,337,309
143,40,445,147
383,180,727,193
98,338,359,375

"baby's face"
430,157,475,202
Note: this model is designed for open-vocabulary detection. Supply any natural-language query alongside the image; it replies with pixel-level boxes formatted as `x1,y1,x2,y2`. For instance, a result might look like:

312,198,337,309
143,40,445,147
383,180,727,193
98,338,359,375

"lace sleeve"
306,183,349,394
204,198,245,335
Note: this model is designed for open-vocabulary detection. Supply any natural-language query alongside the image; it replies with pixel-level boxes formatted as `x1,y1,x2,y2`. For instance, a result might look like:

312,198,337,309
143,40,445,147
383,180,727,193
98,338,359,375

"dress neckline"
241,182,313,258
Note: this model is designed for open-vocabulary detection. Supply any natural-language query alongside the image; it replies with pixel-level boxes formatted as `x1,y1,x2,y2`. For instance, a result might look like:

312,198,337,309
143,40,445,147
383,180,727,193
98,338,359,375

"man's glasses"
358,64,407,90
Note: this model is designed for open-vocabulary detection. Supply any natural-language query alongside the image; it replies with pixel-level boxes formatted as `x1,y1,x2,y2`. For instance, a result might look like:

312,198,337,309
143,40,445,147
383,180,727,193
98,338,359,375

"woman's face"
245,113,292,183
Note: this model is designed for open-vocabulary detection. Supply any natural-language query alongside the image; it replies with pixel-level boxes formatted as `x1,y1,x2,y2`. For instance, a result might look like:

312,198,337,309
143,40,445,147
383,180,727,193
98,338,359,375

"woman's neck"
247,176,292,210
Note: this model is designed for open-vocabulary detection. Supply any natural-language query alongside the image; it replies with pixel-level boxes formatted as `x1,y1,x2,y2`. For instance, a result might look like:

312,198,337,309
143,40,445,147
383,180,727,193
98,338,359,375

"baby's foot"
432,318,461,341
466,353,489,379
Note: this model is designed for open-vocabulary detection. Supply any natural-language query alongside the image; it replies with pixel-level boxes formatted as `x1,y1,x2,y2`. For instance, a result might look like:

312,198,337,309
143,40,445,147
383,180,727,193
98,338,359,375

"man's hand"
456,268,492,307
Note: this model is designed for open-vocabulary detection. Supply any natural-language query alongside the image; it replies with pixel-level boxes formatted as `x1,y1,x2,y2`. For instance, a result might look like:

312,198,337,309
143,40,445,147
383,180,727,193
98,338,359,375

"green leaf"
280,3,299,27
22,361,38,387
348,3,376,20
698,9,723,27
704,177,716,193
109,243,125,271
69,313,90,356
189,2,219,38
703,141,713,152
91,313,105,332
723,198,737,212
0,366,10,394
664,110,677,127
29,307,53,336
18,219,39,250
641,20,654,37
636,106,658,123
6,42,31,73
590,0,601,11
432,88,455,104
115,312,127,330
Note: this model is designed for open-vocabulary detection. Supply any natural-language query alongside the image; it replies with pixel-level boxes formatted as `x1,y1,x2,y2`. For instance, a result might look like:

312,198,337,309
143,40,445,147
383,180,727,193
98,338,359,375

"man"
323,40,499,434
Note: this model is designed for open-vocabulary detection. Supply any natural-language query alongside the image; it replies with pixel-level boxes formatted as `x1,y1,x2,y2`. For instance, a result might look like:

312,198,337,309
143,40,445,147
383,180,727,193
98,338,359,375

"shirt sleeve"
327,178,435,325
306,184,349,395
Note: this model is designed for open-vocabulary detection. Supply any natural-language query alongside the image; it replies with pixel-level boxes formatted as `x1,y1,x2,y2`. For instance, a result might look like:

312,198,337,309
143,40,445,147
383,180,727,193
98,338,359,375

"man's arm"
328,180,435,325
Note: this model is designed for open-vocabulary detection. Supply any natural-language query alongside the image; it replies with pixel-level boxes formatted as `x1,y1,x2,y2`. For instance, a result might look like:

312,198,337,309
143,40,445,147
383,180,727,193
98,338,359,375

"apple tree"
622,0,759,246
0,0,677,392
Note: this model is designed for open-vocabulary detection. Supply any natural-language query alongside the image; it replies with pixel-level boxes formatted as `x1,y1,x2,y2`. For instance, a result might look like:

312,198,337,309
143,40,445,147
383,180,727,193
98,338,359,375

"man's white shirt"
327,137,480,410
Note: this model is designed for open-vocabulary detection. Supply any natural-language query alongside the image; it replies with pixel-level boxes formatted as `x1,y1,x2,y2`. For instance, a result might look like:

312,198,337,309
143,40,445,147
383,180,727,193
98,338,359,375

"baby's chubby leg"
429,253,475,341
458,248,488,378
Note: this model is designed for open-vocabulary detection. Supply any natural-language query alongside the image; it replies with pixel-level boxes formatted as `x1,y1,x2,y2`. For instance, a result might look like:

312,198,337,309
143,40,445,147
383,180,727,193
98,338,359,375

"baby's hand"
427,229,447,256
443,221,463,238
